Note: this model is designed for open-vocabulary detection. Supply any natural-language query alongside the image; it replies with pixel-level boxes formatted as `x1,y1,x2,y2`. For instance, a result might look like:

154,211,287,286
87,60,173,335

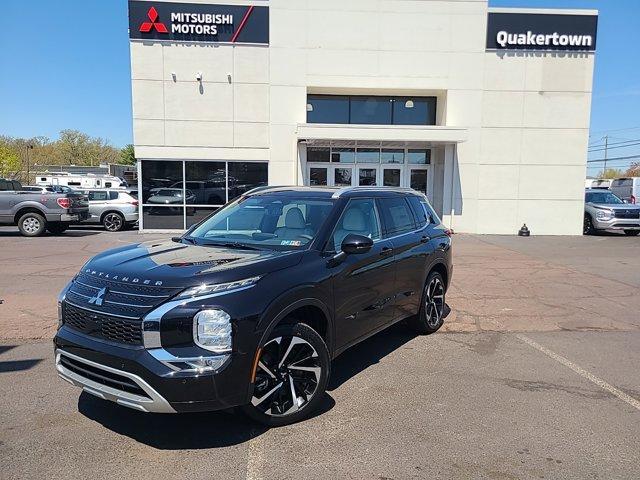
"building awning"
297,123,468,148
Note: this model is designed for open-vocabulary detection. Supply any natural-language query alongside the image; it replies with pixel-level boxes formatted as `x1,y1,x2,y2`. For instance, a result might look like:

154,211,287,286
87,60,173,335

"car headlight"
177,276,261,300
193,309,232,353
595,210,613,220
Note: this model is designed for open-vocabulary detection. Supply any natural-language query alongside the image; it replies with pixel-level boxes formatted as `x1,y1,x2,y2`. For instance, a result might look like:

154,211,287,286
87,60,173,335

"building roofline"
488,7,598,16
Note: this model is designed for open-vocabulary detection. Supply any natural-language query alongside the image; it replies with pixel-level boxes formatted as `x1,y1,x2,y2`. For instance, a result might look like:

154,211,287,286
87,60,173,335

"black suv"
54,186,452,426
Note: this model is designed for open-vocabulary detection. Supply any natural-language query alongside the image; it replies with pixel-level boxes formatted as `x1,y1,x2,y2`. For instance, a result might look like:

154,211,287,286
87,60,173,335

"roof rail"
331,186,415,198
242,185,289,196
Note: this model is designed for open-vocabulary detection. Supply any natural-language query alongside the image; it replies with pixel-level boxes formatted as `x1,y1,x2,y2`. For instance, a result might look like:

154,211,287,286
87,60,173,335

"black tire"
624,230,640,236
46,222,69,234
17,212,46,237
407,271,446,334
583,214,596,235
241,323,330,427
102,212,125,232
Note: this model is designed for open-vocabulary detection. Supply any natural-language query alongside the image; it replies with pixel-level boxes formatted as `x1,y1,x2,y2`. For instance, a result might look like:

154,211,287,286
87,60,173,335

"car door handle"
380,246,394,256
420,235,431,243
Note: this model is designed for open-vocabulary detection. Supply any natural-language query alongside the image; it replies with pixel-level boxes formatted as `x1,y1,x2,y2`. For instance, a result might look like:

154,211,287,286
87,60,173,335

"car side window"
109,191,119,200
89,191,108,201
331,198,381,252
378,197,416,237
407,196,429,228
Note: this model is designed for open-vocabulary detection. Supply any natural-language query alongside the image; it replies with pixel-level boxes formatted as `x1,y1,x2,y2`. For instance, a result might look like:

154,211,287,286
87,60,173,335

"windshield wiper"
199,241,261,251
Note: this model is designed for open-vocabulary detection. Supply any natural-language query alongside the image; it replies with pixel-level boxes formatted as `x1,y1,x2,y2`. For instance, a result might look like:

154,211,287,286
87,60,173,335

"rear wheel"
102,212,125,232
407,271,446,334
18,212,46,237
624,230,640,236
583,214,595,235
46,222,69,234
242,323,330,427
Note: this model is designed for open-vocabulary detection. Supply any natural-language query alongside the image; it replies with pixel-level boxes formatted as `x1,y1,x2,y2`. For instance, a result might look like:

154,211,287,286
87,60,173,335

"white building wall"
130,0,596,235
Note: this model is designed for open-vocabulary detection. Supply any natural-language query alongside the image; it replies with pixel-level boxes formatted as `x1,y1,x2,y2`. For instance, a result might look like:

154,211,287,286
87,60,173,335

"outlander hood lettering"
84,269,163,286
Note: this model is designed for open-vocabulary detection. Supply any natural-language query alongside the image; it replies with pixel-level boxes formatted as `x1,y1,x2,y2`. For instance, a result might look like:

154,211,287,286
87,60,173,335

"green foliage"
597,168,625,179
0,144,21,178
119,144,136,165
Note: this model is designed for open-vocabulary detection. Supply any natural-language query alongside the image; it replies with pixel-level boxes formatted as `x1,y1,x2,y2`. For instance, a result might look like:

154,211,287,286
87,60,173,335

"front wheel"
583,214,596,235
407,271,446,334
624,230,640,236
241,323,330,427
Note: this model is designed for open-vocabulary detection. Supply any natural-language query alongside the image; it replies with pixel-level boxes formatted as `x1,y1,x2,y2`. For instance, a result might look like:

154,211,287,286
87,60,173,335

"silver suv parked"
584,189,640,236
79,189,139,232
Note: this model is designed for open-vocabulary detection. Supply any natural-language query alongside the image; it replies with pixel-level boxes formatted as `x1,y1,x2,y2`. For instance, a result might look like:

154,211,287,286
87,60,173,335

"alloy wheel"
104,213,123,231
22,217,41,234
583,216,592,235
424,276,445,328
251,336,322,417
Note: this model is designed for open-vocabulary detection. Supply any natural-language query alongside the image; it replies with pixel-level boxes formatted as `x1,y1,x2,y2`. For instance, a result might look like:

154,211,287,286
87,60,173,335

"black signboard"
128,1,269,44
487,12,597,51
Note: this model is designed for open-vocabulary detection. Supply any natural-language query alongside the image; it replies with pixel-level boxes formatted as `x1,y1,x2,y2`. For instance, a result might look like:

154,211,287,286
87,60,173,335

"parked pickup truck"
0,178,89,236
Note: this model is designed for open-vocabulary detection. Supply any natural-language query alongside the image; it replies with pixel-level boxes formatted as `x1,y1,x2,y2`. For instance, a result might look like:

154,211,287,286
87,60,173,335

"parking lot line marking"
245,432,266,480
516,334,640,411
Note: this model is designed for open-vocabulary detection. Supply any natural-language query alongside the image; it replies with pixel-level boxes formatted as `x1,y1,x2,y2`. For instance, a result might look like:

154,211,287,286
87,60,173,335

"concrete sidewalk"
1,227,639,340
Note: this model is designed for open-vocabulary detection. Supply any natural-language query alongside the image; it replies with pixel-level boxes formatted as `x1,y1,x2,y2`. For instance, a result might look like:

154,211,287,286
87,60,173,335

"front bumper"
592,217,640,230
54,325,255,413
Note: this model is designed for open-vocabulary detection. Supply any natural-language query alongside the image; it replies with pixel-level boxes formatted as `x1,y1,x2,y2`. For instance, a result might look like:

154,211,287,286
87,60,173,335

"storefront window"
141,160,183,203
381,149,404,164
392,97,437,125
334,168,353,186
306,95,349,124
142,206,184,230
407,149,431,164
331,148,355,163
307,147,330,162
185,161,226,205
350,97,392,125
309,168,328,186
228,162,268,201
356,148,380,163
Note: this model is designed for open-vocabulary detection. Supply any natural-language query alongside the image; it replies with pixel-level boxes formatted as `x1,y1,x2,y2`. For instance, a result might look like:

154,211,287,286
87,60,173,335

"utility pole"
603,135,608,176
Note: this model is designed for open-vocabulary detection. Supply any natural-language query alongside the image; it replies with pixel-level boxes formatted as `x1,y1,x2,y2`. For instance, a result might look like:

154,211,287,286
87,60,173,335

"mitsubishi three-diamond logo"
139,6,168,33
88,287,107,307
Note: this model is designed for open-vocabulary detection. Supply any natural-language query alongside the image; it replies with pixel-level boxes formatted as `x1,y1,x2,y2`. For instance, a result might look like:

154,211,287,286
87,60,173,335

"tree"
625,163,640,177
0,144,21,178
119,144,136,165
597,168,624,179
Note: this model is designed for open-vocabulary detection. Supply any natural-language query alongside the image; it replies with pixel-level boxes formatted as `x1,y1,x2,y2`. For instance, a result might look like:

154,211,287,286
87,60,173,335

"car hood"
590,203,640,211
82,240,304,288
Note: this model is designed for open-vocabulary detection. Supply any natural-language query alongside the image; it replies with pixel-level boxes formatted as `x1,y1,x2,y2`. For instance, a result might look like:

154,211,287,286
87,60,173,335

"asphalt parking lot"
1,226,639,479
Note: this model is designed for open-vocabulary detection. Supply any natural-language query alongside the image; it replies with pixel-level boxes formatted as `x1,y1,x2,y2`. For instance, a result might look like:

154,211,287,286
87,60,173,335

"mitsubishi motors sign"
128,1,269,44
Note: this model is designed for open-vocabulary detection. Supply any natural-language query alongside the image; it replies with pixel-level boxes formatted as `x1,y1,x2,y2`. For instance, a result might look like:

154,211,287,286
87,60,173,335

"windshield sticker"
281,240,302,246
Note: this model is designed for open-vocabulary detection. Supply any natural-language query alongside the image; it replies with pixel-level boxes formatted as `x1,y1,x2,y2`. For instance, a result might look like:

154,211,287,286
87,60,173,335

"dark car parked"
54,186,453,426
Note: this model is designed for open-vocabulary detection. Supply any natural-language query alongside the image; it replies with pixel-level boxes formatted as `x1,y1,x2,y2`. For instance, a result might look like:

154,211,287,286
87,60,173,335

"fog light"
194,309,232,353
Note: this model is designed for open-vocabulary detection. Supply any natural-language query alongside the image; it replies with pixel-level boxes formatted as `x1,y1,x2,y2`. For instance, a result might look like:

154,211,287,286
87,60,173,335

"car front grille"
63,303,143,346
614,210,640,219
58,353,149,398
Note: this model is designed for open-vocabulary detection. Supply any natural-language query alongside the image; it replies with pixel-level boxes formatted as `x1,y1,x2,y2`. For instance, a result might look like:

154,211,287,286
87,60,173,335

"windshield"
189,194,335,250
586,191,624,204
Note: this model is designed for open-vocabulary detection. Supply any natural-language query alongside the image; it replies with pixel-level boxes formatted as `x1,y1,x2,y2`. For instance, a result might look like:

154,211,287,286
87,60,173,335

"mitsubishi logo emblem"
88,287,107,307
139,6,168,33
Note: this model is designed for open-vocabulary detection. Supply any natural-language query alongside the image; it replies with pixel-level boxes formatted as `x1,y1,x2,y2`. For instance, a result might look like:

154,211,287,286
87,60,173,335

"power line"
586,153,640,164
589,126,640,136
588,137,640,149
588,140,640,153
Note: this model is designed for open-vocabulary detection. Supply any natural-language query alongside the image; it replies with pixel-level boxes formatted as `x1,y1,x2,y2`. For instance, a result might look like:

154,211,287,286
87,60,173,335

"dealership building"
128,0,598,234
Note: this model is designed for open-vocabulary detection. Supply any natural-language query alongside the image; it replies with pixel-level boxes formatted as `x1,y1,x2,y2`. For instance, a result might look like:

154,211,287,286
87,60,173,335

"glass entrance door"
407,167,429,196
381,166,401,187
357,165,378,186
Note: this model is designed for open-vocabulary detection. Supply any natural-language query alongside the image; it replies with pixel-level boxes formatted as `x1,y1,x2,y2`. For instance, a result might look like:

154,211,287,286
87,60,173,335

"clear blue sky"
1,0,638,174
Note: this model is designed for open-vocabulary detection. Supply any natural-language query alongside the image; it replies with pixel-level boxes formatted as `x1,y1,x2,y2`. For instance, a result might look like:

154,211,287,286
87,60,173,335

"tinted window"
350,97,392,124
88,191,108,201
381,149,404,164
331,148,355,163
407,149,431,164
11,181,22,190
186,161,226,205
141,160,183,203
109,191,119,200
378,197,416,236
307,95,349,124
128,190,138,199
0,179,8,190
332,199,381,251
585,191,624,204
307,147,330,162
407,196,429,228
228,162,268,201
356,148,380,163
392,97,437,125
309,168,327,186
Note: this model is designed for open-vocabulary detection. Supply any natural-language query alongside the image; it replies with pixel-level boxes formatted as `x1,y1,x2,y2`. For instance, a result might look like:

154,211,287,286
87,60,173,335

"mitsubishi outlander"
54,186,452,426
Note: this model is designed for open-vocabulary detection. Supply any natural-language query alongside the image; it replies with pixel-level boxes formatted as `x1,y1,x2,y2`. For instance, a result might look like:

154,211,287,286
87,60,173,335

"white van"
585,178,612,189
610,177,640,204
35,172,127,190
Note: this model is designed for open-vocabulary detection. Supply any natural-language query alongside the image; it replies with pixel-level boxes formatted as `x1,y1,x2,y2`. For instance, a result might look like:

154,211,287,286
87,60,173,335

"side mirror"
341,234,373,255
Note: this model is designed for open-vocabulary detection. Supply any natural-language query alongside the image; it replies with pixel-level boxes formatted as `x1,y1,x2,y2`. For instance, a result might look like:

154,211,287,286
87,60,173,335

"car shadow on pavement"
0,231,101,238
0,359,43,373
77,391,335,450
